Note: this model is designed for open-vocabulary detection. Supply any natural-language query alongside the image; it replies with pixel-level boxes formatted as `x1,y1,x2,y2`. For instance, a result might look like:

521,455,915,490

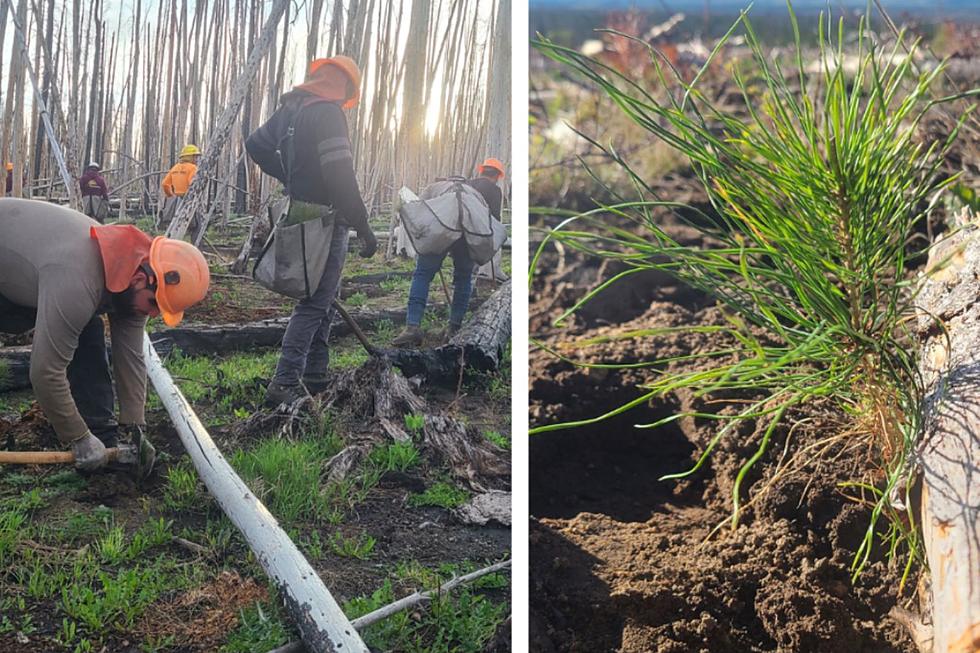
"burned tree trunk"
388,279,511,381
914,211,980,653
167,0,290,240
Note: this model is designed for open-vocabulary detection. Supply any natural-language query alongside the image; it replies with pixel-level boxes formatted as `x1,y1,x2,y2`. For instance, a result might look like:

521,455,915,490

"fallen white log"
914,210,980,653
143,334,368,653
265,559,512,653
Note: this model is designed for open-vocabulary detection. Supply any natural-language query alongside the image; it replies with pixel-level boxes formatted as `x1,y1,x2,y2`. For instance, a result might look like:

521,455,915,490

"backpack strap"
276,96,338,197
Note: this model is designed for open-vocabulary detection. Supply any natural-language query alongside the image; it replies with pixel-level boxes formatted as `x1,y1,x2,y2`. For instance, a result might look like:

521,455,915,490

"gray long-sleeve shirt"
0,198,147,443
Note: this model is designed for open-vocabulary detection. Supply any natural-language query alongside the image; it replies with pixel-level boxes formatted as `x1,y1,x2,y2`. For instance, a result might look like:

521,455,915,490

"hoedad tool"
332,298,381,357
0,439,157,479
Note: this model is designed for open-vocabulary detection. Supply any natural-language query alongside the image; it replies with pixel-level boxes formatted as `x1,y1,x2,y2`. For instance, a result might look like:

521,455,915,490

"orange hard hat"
309,56,361,109
148,237,210,327
4,162,12,171
478,158,505,179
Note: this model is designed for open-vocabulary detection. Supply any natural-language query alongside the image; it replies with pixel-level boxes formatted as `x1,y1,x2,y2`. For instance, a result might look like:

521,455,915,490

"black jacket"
245,90,370,233
465,176,502,220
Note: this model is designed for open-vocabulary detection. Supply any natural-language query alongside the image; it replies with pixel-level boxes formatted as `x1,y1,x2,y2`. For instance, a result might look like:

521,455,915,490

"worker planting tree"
246,55,379,406
0,199,210,471
392,157,507,348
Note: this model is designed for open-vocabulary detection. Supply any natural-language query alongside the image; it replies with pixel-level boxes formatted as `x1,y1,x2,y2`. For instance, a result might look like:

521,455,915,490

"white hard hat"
88,161,101,169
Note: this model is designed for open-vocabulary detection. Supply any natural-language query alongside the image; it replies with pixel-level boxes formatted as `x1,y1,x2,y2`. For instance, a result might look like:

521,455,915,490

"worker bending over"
0,199,210,470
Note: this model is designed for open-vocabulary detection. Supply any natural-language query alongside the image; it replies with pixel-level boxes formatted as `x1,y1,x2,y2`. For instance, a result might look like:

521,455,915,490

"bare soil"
529,212,917,652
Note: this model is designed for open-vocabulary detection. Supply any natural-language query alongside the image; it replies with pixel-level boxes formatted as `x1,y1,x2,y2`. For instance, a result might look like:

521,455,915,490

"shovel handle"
0,448,124,465
332,299,381,357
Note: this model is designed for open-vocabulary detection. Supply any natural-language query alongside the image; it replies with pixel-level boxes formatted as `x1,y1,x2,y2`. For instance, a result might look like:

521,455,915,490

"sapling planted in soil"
531,7,979,580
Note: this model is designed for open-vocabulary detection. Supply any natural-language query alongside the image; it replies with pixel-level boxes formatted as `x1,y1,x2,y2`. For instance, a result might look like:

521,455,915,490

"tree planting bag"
252,198,336,300
398,180,506,265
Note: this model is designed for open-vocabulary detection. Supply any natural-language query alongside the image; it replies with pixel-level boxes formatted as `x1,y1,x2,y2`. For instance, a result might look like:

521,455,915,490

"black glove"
358,229,378,258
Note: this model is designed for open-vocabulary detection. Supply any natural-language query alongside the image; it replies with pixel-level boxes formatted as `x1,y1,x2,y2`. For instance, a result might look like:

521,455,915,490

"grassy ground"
0,224,512,652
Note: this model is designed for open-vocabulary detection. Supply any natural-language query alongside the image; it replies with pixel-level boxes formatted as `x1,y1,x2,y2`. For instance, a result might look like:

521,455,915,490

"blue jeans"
406,239,474,328
272,224,350,385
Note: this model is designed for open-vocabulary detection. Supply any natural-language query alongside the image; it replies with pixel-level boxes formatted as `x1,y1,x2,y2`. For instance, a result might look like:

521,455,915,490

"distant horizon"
529,0,979,14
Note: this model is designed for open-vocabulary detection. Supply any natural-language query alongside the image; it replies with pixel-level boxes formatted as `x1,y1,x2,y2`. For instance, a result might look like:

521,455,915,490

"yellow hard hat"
179,144,201,158
148,237,210,327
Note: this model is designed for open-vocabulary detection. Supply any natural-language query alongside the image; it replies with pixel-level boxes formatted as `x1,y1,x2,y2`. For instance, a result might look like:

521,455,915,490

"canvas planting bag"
252,198,336,299
397,179,506,265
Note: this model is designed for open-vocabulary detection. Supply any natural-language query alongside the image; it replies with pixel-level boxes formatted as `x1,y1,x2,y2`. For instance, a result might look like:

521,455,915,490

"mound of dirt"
529,208,917,652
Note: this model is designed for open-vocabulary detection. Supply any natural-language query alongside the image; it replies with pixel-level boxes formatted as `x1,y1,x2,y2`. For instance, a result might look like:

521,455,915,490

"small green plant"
483,430,510,450
373,318,398,344
403,413,425,435
344,578,507,652
410,481,470,509
221,601,290,652
96,526,126,565
164,460,201,511
330,340,370,369
231,434,343,524
0,509,27,566
380,277,410,294
346,290,369,307
532,8,980,580
329,530,376,559
368,441,420,472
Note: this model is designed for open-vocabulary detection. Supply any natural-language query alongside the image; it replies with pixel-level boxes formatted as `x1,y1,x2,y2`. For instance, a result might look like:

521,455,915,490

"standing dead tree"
165,0,290,240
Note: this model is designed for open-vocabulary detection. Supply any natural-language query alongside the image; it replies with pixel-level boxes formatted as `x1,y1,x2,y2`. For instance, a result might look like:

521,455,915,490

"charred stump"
387,279,511,381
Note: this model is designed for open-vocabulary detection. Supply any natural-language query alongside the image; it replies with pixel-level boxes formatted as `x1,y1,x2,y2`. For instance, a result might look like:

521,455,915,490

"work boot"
441,322,462,343
122,425,157,480
302,375,330,395
391,325,424,348
264,381,307,407
90,425,119,448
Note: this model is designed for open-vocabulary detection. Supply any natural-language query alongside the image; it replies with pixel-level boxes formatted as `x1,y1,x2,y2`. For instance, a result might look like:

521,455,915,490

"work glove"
358,229,378,258
72,432,108,471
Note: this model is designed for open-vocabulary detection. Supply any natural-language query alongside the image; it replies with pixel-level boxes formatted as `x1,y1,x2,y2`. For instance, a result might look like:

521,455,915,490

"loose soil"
529,210,917,652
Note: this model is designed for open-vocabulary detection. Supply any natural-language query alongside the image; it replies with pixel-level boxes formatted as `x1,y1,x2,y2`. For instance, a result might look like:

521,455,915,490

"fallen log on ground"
911,209,980,653
143,335,368,653
2,310,410,391
147,308,407,357
387,279,511,381
265,560,512,653
0,346,30,392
